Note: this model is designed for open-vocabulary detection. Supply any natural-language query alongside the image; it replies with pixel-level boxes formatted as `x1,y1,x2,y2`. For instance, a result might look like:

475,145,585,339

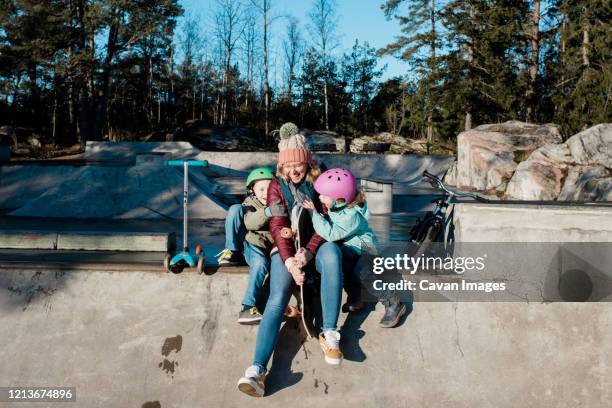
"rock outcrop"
455,121,563,192
350,132,428,154
506,124,611,201
301,129,346,152
183,123,267,151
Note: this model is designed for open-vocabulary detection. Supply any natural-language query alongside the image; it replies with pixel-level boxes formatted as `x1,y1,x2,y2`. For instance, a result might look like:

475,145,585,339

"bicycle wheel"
416,219,442,257
406,217,442,260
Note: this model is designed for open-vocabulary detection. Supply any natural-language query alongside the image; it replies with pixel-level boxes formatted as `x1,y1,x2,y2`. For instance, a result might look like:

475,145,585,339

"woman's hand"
289,264,305,285
295,248,313,267
303,199,316,211
284,257,304,285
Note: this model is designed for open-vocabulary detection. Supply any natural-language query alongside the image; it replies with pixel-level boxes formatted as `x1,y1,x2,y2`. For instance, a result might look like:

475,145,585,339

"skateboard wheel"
284,305,300,318
195,245,202,255
281,227,293,239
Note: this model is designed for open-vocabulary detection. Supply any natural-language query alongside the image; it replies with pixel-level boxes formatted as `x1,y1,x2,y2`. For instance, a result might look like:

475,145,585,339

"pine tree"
439,0,530,134
553,0,611,136
341,40,385,133
380,0,442,150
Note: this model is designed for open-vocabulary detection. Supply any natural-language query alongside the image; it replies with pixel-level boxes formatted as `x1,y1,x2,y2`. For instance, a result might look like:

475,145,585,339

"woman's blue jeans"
252,242,343,370
242,242,270,308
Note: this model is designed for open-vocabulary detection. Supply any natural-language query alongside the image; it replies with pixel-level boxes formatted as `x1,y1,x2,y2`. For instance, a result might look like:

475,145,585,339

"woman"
237,123,344,397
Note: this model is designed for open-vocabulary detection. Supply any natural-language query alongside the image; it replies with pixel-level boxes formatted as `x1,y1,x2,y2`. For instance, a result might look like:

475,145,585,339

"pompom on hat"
278,122,312,165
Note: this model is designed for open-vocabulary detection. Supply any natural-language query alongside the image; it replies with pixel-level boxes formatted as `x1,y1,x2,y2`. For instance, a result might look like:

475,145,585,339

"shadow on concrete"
264,318,307,396
0,269,75,312
339,299,414,363
339,303,375,362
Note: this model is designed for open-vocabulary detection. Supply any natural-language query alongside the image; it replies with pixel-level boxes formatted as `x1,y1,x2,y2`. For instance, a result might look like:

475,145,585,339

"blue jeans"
242,242,270,307
225,204,246,251
340,245,364,303
252,242,343,370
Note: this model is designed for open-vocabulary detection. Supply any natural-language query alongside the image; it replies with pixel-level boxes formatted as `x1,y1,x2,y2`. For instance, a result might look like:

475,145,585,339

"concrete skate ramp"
4,157,226,219
0,164,87,212
0,269,609,407
85,142,455,184
196,151,454,184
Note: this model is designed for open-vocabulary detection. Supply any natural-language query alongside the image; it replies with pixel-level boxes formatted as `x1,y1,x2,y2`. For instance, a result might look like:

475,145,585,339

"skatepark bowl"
1,143,611,407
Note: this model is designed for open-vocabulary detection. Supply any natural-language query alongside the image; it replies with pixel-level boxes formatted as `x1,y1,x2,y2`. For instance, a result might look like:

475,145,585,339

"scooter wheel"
170,264,184,274
196,255,205,274
163,254,171,273
284,305,300,318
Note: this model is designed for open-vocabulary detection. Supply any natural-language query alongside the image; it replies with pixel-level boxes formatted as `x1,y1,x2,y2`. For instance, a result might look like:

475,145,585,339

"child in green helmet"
216,167,275,324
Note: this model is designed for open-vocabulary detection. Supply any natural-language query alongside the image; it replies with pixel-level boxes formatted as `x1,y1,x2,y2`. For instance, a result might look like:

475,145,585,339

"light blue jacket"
310,202,379,255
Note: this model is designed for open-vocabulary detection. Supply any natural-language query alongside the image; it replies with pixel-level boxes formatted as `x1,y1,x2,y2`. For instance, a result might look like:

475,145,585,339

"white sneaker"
237,365,267,397
319,330,343,365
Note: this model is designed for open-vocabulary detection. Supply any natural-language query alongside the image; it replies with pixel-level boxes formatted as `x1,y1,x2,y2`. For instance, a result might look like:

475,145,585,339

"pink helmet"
314,168,357,203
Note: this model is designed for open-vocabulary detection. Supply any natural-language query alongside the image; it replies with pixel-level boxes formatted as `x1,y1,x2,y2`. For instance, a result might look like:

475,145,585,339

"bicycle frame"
408,171,489,245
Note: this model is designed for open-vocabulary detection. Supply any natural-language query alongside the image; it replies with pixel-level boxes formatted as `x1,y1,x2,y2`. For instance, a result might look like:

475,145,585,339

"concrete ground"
0,268,610,408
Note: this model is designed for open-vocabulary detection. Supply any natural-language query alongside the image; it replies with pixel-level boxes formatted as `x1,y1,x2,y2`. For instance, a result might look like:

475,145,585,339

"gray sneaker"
379,299,407,328
238,307,263,325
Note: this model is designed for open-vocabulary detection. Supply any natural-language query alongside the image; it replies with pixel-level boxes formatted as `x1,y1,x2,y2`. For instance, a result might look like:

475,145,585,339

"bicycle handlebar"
422,170,490,203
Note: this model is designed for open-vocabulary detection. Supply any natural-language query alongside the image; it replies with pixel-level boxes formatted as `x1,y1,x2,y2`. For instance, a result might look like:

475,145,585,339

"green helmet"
246,167,275,189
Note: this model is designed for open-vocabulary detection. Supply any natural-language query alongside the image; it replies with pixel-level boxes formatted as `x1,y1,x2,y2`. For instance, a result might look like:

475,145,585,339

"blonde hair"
327,189,366,211
347,189,366,208
276,161,321,184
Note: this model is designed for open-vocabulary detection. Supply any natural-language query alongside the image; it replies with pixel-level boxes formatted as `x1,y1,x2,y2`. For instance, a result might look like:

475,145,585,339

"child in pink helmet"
304,168,407,327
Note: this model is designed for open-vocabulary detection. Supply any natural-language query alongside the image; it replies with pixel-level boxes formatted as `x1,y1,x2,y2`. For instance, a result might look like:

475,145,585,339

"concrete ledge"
0,248,247,274
85,141,200,161
0,231,58,249
56,231,175,252
0,261,248,274
0,249,249,275
361,178,393,215
0,231,175,252
454,202,612,242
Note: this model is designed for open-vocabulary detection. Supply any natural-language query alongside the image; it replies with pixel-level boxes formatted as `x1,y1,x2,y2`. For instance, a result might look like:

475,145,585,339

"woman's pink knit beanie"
278,122,312,165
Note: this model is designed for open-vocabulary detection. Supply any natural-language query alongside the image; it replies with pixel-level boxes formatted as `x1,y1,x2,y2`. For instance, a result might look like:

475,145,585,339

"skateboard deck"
292,205,320,337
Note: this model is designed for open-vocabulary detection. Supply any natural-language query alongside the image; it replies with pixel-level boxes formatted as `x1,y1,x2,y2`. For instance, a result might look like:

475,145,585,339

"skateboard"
291,205,319,338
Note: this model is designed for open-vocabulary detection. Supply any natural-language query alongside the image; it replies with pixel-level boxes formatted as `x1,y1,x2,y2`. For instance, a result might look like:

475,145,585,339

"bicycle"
406,170,490,258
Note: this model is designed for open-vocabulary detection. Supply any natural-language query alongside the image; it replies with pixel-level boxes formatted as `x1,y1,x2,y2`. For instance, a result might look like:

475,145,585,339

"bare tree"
283,16,302,104
309,0,339,130
250,0,278,140
241,11,258,109
213,0,246,125
526,0,541,123
180,13,203,121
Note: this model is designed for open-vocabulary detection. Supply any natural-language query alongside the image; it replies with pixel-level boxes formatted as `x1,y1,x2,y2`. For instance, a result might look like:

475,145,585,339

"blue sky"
179,0,411,82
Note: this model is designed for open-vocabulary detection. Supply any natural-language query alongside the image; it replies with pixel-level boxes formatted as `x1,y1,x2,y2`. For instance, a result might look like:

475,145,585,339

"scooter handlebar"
165,159,208,167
